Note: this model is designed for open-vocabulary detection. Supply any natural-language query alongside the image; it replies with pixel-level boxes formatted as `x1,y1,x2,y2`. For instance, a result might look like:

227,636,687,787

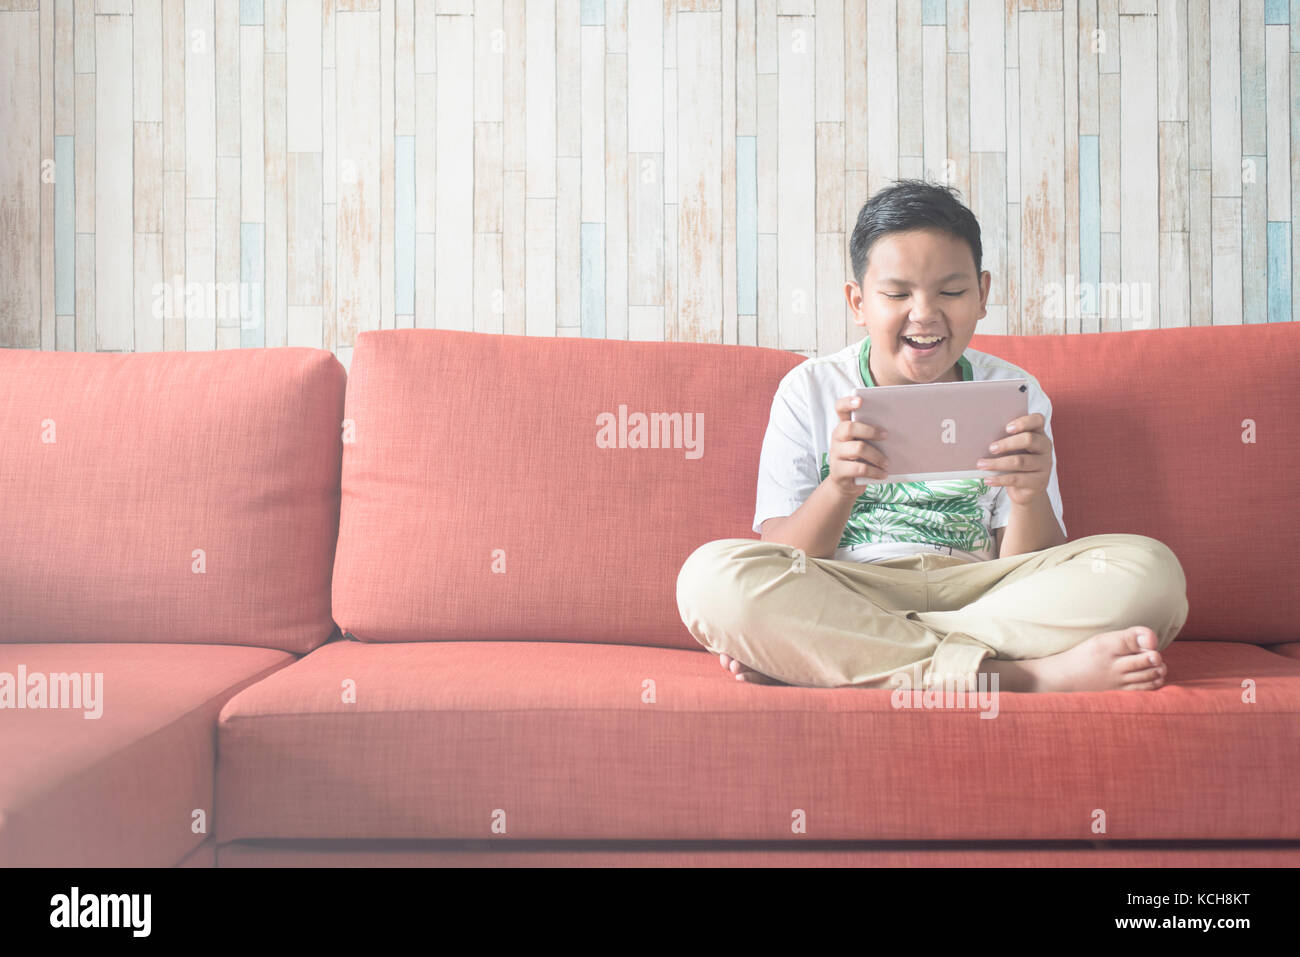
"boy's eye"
882,291,964,299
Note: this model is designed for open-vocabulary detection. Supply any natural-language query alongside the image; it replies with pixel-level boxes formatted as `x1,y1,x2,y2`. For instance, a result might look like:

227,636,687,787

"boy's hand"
827,395,889,499
976,412,1052,505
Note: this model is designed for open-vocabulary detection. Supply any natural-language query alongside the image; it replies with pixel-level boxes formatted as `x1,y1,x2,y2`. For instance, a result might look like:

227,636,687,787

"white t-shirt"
753,335,1067,563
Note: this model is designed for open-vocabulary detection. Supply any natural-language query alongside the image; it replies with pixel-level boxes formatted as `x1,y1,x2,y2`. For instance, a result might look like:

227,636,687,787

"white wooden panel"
240,24,264,221
286,0,322,152
1005,67,1019,203
74,72,93,232
1120,13,1159,329
628,153,664,305
778,15,815,351
1265,24,1290,221
215,0,239,156
415,72,435,231
1157,0,1187,122
0,11,41,346
287,151,323,305
414,0,435,73
162,169,185,348
758,231,777,348
970,150,1007,306
1240,0,1264,158
844,0,866,169
323,66,336,204
215,154,240,332
1018,11,1065,334
923,24,946,180
287,305,322,346
1208,0,1241,197
132,0,162,124
73,0,92,72
475,121,503,232
815,121,844,233
185,197,216,348
436,14,473,330
185,0,217,199
265,0,284,51
1078,0,1098,135
726,0,745,340
737,0,756,136
946,49,970,200
526,0,556,196
1210,196,1242,324
336,11,380,345
474,0,502,123
1186,0,1209,169
815,0,844,123
1158,121,1189,232
264,51,287,346
677,11,721,342
502,168,525,333
627,305,663,340
1159,230,1189,328
605,51,628,339
1187,168,1210,325
381,0,394,329
898,0,921,158
525,197,557,335
969,0,1006,152
396,0,414,136
96,14,134,350
815,231,845,355
75,231,94,350
134,121,164,233
557,155,581,322
581,24,605,222
628,0,663,152
865,0,897,196
162,0,185,169
414,231,435,328
474,231,503,333
1099,70,1118,231
322,203,336,348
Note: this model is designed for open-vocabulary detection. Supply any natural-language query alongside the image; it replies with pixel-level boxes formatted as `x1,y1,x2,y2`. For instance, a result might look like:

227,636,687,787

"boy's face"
844,228,991,387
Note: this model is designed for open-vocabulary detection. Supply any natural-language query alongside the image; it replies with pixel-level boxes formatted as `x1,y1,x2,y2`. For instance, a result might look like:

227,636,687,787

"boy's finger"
835,394,863,421
1002,412,1046,434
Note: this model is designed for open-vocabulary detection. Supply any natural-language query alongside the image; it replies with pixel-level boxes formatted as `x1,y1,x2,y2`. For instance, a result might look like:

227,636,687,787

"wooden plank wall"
0,0,1295,366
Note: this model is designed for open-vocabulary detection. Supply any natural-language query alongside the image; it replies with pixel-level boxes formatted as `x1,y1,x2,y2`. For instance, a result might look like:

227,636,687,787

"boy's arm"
760,479,860,559
994,496,1066,558
759,394,889,559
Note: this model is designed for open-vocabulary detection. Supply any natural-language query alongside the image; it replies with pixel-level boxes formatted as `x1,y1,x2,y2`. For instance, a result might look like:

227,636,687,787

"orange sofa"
3,322,1299,868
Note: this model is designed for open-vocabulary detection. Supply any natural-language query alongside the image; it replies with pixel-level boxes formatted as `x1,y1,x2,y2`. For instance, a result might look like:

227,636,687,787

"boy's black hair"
849,179,983,288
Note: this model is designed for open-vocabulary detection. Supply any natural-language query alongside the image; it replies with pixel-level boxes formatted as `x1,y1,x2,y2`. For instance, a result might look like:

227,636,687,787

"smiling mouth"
901,334,945,352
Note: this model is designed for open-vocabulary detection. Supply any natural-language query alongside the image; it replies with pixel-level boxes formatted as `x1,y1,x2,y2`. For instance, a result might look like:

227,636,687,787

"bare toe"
1122,664,1167,685
1123,676,1165,691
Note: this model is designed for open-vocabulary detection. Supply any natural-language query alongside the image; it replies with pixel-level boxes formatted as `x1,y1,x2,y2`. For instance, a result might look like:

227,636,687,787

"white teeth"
904,335,943,344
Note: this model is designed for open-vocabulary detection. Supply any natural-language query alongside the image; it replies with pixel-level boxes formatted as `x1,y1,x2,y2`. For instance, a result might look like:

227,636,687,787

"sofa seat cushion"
216,638,1300,843
0,643,294,866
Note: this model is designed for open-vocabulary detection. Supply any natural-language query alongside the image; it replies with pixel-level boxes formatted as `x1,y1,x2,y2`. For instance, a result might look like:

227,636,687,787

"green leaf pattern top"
819,453,992,552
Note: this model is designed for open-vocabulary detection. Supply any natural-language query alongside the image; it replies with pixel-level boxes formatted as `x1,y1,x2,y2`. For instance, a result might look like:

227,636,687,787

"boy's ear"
979,270,992,311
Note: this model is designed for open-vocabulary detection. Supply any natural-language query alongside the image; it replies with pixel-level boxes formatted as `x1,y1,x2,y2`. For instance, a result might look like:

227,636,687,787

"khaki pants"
675,533,1189,690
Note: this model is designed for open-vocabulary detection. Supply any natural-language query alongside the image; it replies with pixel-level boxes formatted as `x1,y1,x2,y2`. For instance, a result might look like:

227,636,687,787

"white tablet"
850,378,1030,484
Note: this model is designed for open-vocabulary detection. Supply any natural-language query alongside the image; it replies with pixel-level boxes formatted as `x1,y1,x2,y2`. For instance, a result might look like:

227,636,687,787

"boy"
676,180,1188,692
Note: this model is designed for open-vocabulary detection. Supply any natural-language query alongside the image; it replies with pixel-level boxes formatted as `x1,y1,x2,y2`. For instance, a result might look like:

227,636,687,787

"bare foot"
979,626,1168,693
718,653,787,685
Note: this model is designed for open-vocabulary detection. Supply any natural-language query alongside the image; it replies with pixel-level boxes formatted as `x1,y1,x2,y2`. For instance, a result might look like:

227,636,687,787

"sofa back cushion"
333,330,803,649
970,321,1300,643
0,347,345,655
335,322,1298,649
